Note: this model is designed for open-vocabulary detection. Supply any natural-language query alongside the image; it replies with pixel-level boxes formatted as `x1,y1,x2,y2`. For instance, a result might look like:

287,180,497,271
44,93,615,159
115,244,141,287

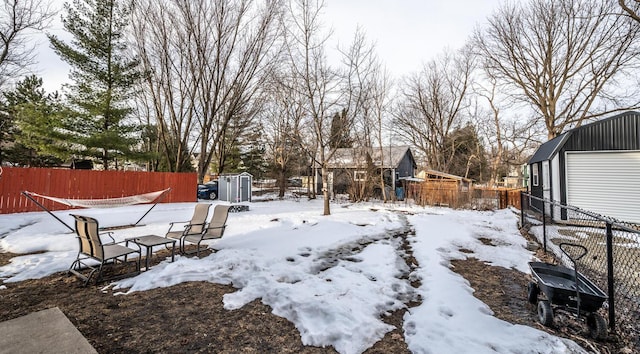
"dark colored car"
287,177,302,187
197,181,218,200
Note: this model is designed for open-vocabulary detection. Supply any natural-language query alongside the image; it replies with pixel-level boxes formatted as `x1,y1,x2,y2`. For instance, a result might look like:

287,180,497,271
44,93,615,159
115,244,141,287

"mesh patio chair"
181,205,231,256
165,203,211,246
68,214,141,286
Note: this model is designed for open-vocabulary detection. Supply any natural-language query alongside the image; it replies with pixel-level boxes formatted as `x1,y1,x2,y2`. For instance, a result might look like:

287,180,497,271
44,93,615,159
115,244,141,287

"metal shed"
218,172,252,203
528,111,640,223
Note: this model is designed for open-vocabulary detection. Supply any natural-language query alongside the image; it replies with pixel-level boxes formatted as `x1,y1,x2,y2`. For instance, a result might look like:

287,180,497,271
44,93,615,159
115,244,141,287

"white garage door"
566,151,640,224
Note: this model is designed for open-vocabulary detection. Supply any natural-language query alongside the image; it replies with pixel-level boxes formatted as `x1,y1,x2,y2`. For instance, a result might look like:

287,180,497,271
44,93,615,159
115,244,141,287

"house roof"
421,169,473,183
327,146,414,169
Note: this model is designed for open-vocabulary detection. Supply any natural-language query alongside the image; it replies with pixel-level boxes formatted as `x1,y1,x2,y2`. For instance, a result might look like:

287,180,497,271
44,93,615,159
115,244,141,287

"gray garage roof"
528,111,640,164
528,133,570,164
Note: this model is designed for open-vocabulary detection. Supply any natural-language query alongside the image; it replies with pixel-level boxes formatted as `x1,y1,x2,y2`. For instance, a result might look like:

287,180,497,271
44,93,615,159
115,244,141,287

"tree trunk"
321,164,330,215
278,168,286,198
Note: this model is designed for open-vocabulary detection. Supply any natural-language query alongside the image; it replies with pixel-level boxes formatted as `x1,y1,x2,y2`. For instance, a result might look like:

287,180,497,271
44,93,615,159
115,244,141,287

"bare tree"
394,49,474,174
130,1,198,172
131,0,282,181
284,0,341,215
338,29,393,202
473,77,543,186
474,0,640,140
262,69,306,198
0,0,55,87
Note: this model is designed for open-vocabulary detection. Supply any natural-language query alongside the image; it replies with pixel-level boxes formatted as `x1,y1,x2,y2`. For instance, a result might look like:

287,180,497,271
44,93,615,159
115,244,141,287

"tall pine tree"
49,0,140,170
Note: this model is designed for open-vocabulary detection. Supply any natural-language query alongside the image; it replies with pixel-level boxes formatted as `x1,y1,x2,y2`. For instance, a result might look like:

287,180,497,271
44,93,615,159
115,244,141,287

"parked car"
287,177,302,187
197,181,218,200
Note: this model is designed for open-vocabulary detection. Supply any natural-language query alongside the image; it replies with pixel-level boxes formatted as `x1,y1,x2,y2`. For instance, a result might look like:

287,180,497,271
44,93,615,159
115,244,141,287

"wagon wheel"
586,313,607,340
527,282,539,304
537,300,554,327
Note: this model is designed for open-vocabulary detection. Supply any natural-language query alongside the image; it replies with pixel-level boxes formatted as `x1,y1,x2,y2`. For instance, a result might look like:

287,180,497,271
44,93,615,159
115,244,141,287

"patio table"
126,235,176,271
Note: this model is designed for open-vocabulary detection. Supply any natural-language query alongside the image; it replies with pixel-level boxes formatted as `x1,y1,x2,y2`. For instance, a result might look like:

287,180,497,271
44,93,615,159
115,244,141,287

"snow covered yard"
0,199,586,354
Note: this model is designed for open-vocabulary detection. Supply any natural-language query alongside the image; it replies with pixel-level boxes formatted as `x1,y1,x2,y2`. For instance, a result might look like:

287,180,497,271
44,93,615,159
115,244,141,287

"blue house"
316,146,418,197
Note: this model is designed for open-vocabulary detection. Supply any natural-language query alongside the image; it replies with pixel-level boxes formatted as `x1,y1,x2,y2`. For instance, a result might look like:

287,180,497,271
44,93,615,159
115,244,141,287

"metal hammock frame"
22,188,171,232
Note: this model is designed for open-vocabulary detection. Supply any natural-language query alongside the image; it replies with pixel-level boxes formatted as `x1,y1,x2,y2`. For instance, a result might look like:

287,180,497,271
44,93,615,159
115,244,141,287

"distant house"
315,146,418,196
502,164,529,189
528,111,640,223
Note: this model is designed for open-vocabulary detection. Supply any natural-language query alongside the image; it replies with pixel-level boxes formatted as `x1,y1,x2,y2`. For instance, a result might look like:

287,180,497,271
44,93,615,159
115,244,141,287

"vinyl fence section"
521,192,640,343
0,167,197,214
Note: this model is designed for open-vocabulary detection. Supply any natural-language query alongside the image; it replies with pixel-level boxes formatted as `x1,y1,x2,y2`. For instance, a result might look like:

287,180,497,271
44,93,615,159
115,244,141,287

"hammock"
22,188,171,232
25,189,169,208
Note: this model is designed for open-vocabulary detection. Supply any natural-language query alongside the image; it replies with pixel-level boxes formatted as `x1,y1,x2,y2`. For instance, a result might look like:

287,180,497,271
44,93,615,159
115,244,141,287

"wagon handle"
559,242,587,318
559,242,588,262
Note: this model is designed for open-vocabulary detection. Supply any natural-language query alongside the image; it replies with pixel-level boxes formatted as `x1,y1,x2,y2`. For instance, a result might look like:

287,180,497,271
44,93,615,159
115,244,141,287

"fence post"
606,222,616,332
542,199,547,253
520,192,525,227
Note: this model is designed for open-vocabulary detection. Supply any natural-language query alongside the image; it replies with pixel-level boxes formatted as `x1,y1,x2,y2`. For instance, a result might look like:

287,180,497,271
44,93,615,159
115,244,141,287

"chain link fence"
521,192,640,344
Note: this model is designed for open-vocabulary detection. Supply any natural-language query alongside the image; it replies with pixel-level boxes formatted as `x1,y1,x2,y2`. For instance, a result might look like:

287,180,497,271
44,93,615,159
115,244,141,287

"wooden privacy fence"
409,182,524,210
0,167,197,214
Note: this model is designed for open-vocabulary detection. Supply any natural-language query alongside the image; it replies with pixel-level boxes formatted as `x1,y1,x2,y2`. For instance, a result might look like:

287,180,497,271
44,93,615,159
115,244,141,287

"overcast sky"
32,0,504,92
323,0,503,77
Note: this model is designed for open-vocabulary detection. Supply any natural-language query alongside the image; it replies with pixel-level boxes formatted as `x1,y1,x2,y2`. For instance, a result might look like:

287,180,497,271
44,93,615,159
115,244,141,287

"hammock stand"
22,188,172,232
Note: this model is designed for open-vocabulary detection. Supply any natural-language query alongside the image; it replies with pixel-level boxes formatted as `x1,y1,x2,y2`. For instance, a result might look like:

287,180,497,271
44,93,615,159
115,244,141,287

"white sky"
31,0,504,93
323,0,503,78
0,197,586,353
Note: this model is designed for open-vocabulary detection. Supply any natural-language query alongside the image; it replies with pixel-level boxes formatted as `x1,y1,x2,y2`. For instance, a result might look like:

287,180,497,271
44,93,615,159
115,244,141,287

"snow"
0,198,586,354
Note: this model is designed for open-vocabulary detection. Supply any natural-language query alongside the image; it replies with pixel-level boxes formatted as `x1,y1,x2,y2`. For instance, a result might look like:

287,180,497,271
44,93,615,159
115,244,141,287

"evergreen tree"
0,95,15,165
443,124,488,182
49,0,141,170
2,75,67,166
329,109,353,149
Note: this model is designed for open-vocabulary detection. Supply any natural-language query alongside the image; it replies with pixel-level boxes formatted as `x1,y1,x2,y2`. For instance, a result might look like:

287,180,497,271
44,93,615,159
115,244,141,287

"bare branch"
0,0,55,87
474,0,640,139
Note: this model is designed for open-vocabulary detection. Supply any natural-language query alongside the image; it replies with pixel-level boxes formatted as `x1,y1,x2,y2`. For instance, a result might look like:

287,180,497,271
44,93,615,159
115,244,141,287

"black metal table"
126,235,176,271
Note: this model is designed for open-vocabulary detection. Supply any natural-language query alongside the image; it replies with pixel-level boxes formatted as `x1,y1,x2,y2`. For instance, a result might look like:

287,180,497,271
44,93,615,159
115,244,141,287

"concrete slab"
0,307,97,354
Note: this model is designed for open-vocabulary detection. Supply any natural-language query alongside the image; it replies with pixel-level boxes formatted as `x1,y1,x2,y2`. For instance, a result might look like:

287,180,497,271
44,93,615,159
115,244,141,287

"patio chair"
165,203,211,245
181,205,231,256
68,214,141,286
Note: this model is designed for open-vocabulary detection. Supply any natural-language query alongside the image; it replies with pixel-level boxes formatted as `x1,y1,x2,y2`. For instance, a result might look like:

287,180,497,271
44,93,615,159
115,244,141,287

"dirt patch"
450,258,536,326
0,247,412,354
0,232,633,353
451,227,635,354
0,252,17,267
1,276,334,353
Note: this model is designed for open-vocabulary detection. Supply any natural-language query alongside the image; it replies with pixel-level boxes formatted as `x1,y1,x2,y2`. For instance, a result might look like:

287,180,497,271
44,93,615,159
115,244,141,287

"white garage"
528,111,640,224
566,151,640,224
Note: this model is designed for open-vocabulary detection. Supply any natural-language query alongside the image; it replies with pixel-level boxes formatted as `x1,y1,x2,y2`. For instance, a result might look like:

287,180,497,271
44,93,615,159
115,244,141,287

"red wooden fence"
0,167,197,214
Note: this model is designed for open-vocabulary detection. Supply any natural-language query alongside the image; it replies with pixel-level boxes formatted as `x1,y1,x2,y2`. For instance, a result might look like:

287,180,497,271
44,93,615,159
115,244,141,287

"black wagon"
527,243,608,339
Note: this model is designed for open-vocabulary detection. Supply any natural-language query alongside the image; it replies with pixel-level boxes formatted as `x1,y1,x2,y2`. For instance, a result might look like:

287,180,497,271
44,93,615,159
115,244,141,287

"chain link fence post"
606,222,616,332
542,200,547,253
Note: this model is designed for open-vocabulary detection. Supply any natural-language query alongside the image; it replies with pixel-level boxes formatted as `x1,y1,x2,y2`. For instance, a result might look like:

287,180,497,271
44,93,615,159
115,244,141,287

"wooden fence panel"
413,183,525,210
0,167,197,214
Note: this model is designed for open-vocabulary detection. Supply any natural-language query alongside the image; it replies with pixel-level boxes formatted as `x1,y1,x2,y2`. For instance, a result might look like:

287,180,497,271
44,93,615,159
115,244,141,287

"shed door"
542,160,551,201
566,151,640,223
240,175,251,202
